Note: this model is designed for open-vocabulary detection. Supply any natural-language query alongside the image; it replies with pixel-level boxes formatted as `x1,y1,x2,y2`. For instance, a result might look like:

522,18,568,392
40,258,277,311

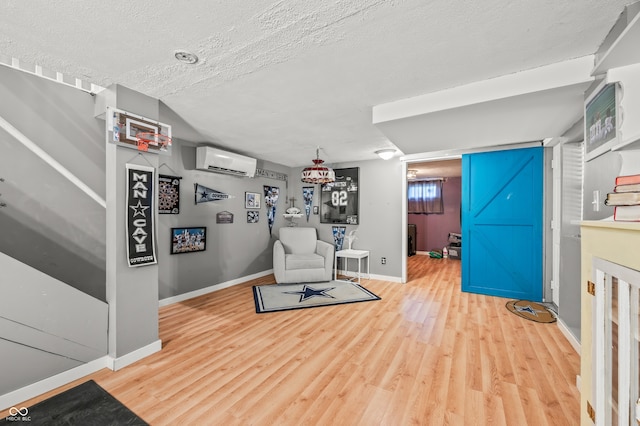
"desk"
334,249,370,284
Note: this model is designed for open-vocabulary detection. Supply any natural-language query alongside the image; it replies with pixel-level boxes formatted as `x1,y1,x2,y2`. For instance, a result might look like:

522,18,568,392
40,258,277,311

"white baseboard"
159,269,274,307
557,318,581,355
369,273,402,283
108,339,162,371
0,338,164,410
0,356,109,411
337,269,402,283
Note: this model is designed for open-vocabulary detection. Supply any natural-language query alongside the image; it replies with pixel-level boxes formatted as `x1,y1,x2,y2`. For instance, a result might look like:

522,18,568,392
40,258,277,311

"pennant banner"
332,226,346,252
195,183,233,204
303,186,314,222
264,185,280,235
159,174,181,214
126,164,157,267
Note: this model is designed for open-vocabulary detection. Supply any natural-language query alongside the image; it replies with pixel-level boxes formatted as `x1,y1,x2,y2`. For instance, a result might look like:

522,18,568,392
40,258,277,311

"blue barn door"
461,146,543,301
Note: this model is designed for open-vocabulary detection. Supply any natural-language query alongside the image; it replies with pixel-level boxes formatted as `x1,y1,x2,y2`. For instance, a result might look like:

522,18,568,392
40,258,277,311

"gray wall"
157,142,292,300
102,85,166,359
107,147,160,358
583,150,623,220
289,158,403,279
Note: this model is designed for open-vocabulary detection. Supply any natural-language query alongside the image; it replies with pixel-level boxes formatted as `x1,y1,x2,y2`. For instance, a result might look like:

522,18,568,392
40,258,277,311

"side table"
334,249,370,284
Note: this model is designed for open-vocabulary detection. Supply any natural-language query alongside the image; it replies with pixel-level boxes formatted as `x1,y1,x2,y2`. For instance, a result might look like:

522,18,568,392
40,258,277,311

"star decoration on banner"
514,304,545,317
130,200,150,217
284,285,336,303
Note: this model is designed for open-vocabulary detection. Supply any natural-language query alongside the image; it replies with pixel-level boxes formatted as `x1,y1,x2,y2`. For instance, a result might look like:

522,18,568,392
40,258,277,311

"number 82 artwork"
320,167,359,225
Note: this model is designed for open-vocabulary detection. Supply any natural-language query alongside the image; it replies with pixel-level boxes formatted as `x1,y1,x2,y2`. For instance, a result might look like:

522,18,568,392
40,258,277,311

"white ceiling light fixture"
301,147,336,184
407,169,417,179
174,50,199,65
375,149,396,160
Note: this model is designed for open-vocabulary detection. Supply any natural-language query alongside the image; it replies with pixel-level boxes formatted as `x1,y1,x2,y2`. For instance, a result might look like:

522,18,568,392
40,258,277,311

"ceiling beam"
372,56,595,124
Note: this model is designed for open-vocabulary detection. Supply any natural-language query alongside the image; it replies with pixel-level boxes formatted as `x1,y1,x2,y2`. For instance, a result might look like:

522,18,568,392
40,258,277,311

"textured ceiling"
0,0,631,166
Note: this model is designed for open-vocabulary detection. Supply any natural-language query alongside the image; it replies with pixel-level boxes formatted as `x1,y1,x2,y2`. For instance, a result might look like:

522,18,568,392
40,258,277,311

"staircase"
0,62,109,399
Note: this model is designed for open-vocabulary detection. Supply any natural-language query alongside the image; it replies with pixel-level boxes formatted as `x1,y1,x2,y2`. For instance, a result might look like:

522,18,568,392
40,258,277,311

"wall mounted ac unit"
195,146,257,178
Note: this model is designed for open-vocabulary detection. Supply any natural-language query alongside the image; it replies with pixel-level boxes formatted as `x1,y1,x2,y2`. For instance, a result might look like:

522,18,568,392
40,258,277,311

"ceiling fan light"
301,148,336,184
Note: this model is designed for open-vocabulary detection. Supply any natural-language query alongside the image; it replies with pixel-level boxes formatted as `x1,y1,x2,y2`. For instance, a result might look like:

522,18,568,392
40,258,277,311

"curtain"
408,180,444,214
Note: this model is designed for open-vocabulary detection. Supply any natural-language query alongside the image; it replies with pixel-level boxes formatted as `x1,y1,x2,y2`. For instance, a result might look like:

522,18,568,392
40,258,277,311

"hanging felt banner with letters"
159,174,181,214
195,183,233,204
302,186,314,222
264,185,279,235
126,164,157,267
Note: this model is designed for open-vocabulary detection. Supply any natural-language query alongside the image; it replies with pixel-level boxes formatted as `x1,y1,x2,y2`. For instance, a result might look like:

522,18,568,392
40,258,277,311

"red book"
614,205,640,221
615,174,640,185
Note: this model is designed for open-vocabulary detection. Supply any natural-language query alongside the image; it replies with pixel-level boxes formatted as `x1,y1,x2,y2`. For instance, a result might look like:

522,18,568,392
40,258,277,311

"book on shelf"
615,174,640,186
615,183,640,193
605,192,640,206
614,205,640,221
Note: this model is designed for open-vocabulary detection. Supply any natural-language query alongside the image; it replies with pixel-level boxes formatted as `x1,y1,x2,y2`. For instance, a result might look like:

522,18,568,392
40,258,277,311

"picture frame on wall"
171,227,206,254
245,192,261,209
585,81,619,161
216,211,234,224
247,211,259,223
320,167,359,224
313,205,319,215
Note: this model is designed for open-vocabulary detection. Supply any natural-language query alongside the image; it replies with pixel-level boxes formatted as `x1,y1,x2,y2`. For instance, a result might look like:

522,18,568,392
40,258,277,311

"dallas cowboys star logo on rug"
514,303,545,317
284,285,336,303
505,300,556,323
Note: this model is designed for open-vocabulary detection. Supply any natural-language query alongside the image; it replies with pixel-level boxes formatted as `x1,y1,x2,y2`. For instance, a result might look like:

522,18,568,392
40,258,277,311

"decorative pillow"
286,207,301,214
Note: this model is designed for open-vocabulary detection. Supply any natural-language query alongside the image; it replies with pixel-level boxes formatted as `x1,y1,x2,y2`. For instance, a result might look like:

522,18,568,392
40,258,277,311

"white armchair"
273,227,334,284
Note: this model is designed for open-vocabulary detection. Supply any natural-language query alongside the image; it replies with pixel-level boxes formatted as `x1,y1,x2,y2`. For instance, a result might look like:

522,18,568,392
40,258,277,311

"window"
408,180,444,214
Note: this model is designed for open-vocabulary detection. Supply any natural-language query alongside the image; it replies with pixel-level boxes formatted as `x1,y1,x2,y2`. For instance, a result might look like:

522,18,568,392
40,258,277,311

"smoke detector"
174,50,199,65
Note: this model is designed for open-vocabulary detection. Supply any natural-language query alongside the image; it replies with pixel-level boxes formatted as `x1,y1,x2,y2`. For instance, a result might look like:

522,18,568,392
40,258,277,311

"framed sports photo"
247,211,259,223
320,167,359,224
245,192,261,209
171,227,206,254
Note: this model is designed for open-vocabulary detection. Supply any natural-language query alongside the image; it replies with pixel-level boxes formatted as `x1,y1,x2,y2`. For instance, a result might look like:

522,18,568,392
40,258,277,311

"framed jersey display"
320,167,359,224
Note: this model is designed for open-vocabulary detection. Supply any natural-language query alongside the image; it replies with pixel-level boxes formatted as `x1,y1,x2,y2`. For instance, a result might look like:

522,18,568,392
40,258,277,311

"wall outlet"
381,257,386,264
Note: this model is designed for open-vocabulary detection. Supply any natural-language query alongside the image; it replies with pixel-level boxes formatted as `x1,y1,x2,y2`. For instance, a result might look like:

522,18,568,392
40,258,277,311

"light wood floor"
2,256,580,425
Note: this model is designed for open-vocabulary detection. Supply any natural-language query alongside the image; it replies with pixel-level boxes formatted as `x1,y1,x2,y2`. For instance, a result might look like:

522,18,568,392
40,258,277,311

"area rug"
253,281,381,313
506,300,557,323
1,380,147,425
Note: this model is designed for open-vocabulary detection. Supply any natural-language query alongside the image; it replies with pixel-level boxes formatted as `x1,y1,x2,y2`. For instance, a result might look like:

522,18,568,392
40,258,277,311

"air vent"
207,166,249,177
195,146,257,178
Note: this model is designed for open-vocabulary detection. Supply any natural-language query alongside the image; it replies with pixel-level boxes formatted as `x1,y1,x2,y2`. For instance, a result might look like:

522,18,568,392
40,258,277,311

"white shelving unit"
591,257,640,425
